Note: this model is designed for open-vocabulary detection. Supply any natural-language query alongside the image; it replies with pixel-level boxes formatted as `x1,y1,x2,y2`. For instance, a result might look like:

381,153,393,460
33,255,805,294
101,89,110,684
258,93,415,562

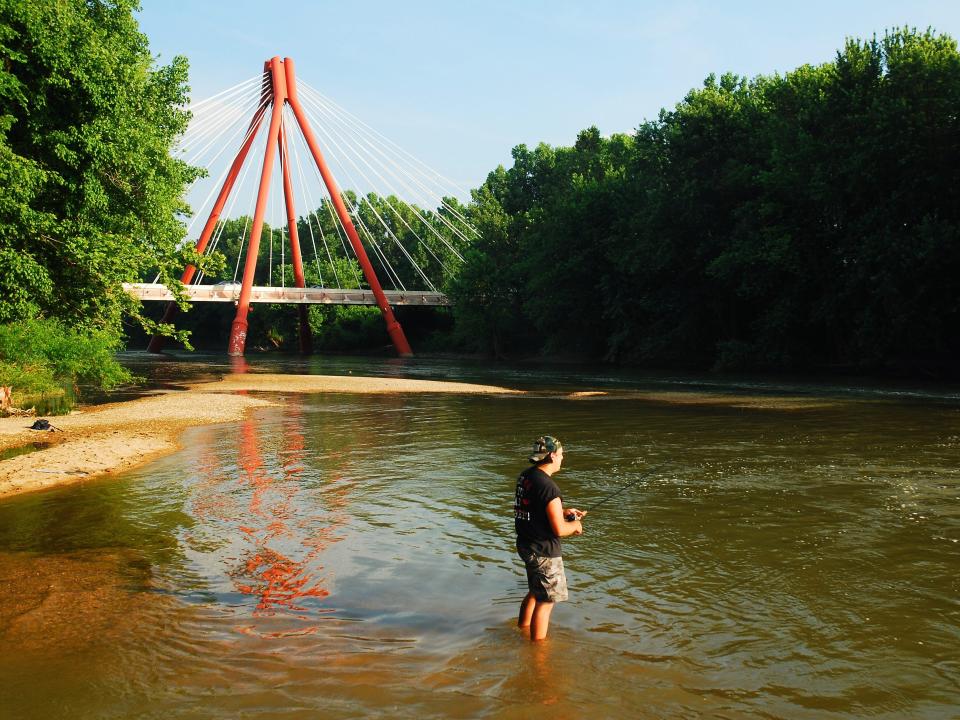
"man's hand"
548,499,585,538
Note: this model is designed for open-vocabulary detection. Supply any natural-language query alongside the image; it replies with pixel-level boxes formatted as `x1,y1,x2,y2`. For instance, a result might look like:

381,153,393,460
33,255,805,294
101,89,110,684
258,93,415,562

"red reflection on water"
229,356,251,374
222,397,349,628
189,426,241,522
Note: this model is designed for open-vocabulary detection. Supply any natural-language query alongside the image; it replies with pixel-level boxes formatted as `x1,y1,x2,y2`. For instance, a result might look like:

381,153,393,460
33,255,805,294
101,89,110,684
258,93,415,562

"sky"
137,0,960,193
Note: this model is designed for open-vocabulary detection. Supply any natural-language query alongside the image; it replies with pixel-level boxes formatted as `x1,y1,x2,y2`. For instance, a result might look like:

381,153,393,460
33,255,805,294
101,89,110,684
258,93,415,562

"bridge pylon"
148,56,413,358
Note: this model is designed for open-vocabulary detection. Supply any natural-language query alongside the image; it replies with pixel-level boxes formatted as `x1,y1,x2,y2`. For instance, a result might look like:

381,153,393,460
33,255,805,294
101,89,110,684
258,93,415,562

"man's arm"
546,497,583,537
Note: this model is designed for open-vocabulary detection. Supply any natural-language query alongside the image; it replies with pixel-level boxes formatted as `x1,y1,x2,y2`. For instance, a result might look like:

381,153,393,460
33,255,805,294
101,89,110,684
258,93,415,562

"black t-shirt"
514,466,562,557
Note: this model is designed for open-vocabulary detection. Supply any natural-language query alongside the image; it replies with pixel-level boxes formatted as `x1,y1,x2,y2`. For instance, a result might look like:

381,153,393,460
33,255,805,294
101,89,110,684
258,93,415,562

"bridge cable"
176,79,258,155
287,113,336,288
291,91,449,292
228,123,270,286
203,124,262,285
300,81,478,232
352,198,405,291
183,74,261,113
269,161,277,287
300,86,473,256
325,195,363,288
180,93,270,242
195,108,266,287
314,138,406,291
297,104,429,291
232,215,251,286
301,129,365,288
177,83,268,181
151,92,266,285
340,197,402,291
179,82,266,169
300,84,478,241
297,92,457,279
288,98,414,290
291,116,367,288
196,115,264,285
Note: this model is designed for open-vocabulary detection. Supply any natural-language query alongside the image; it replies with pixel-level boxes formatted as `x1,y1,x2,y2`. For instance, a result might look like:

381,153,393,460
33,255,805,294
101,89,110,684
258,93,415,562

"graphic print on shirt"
514,473,532,521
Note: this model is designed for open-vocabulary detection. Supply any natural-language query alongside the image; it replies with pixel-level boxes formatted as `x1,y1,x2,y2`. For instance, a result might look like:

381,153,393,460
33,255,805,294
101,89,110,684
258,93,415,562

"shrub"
0,318,133,394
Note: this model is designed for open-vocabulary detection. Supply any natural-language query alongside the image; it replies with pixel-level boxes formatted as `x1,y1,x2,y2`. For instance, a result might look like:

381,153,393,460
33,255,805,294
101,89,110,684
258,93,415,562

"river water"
0,355,957,719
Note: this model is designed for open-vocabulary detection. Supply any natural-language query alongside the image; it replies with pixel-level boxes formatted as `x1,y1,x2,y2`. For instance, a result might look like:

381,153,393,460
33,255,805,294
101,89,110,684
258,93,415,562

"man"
513,435,586,641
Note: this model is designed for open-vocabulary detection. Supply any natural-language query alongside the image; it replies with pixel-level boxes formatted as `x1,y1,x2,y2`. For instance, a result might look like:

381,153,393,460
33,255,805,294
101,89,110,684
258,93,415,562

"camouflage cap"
529,435,562,463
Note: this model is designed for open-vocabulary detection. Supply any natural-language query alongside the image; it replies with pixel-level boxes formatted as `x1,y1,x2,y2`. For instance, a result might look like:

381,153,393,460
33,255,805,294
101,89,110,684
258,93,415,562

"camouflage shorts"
518,548,568,602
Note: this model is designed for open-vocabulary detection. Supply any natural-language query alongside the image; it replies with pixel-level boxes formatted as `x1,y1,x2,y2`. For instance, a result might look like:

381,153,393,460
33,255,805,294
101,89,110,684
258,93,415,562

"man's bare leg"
530,600,554,640
518,591,536,628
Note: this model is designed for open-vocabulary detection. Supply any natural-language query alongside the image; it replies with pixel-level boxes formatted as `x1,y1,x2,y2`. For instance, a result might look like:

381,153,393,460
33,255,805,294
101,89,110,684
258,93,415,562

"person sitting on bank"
513,435,586,641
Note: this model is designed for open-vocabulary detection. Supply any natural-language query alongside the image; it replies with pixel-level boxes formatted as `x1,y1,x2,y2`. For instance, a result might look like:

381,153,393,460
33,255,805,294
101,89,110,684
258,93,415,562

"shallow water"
0,358,958,719
0,442,47,462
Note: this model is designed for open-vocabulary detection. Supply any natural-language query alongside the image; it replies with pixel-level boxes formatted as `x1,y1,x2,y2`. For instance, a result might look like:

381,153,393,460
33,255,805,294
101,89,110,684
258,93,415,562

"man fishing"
513,435,586,641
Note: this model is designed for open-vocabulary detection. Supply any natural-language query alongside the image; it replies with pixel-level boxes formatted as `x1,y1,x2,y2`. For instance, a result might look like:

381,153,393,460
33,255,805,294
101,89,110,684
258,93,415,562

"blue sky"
137,0,960,192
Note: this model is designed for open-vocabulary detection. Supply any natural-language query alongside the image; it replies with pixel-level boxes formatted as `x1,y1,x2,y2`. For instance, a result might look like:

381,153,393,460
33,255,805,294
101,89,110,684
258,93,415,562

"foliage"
0,0,206,340
306,305,387,351
447,182,524,357
0,359,57,396
0,318,133,397
450,28,960,374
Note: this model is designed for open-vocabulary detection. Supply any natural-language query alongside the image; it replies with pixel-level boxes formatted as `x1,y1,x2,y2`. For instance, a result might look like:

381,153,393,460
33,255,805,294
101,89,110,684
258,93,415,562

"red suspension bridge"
130,56,476,357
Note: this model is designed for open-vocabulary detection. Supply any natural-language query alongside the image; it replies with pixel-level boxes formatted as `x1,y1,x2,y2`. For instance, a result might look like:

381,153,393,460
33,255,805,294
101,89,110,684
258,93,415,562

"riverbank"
0,373,523,500
0,391,278,499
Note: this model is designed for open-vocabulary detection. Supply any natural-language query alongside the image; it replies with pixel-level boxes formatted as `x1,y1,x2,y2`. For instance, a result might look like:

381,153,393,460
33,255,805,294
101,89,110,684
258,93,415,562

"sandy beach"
0,373,523,500
188,373,524,396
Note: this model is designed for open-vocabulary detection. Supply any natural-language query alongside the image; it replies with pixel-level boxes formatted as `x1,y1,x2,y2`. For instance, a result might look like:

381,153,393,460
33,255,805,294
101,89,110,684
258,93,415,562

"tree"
448,178,526,357
0,0,204,335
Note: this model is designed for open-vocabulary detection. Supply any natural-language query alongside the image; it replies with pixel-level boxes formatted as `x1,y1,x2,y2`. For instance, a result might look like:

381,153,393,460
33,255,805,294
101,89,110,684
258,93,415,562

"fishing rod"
584,460,671,512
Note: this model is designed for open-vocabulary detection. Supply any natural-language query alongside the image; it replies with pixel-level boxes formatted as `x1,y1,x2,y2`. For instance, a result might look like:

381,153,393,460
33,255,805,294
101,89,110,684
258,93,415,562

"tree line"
450,28,960,374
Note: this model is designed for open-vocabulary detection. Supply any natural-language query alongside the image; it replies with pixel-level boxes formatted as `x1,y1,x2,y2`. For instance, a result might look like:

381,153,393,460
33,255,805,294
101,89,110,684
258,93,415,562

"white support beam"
123,282,450,306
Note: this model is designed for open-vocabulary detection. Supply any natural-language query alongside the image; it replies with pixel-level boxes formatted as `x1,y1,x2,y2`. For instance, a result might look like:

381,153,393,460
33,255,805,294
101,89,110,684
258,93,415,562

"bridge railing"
124,282,450,307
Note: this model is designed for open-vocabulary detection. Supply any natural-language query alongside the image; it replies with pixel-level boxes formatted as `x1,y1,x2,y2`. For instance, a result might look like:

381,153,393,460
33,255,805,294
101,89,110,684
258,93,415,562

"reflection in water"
198,396,351,633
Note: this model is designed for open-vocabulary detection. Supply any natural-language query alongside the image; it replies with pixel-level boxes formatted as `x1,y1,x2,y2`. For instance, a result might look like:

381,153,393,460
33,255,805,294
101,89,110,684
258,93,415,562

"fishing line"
585,460,671,512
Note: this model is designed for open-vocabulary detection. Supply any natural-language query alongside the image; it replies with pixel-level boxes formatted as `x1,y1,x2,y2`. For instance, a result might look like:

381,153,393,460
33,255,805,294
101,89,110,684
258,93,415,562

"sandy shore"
0,391,279,499
188,373,524,396
0,373,522,500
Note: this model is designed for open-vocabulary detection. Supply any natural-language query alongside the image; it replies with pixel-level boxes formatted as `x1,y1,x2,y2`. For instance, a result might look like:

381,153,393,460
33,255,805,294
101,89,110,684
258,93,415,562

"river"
0,354,957,719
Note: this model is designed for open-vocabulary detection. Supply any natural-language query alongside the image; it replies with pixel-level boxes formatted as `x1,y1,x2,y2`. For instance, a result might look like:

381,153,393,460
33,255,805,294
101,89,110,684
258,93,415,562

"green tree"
0,0,204,335
447,178,527,357
520,128,632,357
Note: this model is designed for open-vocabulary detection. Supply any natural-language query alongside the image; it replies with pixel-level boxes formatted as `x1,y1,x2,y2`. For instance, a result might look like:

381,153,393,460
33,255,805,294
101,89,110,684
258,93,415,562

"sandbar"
0,391,278,499
0,373,523,500
190,373,524,396
564,389,834,410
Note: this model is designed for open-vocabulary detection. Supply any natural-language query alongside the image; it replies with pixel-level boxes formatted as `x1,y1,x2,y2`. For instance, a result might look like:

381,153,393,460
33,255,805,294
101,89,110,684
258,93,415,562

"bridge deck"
124,282,450,306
